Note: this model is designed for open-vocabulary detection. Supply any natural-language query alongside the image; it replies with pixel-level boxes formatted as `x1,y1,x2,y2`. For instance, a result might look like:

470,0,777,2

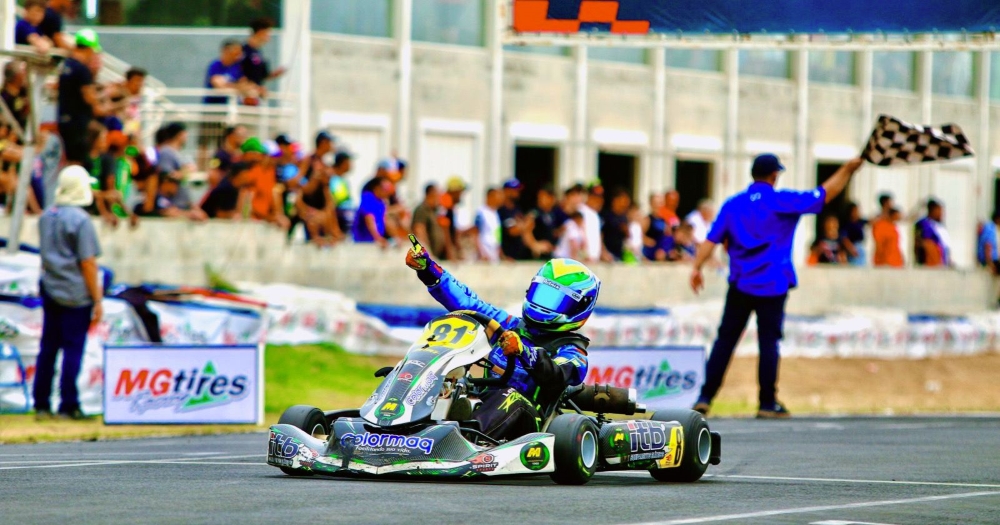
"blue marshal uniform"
696,154,826,416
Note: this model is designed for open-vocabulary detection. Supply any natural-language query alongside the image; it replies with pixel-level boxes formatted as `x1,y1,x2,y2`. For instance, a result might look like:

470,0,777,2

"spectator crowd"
7,2,1000,275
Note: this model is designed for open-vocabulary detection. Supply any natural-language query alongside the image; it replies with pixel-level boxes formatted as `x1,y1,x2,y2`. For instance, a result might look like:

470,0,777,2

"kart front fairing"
359,312,498,426
267,422,556,477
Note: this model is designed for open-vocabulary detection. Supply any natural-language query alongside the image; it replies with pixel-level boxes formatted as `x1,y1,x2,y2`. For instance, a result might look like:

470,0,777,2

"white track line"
0,454,262,470
626,490,1000,525
708,474,1000,489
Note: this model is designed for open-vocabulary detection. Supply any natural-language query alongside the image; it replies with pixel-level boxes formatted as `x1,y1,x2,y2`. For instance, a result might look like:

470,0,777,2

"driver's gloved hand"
497,331,524,357
406,244,444,286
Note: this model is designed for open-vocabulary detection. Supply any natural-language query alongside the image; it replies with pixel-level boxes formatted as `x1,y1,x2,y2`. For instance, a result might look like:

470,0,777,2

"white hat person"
53,165,95,207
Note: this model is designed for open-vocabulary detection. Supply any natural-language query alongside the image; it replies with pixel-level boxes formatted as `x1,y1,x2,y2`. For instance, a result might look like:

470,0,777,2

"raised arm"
822,157,864,204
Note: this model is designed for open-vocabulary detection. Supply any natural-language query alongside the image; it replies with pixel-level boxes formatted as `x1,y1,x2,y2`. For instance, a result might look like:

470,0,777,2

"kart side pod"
569,384,644,415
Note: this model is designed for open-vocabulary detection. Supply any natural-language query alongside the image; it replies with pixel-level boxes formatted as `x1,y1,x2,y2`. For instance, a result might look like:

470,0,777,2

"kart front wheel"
548,413,599,485
277,405,327,476
648,409,711,482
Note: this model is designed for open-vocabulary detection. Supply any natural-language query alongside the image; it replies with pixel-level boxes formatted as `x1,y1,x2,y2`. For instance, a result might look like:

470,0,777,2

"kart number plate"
421,317,478,349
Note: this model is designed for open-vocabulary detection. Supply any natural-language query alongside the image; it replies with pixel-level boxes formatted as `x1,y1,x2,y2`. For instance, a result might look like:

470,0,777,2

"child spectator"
475,188,503,262
668,223,698,262
294,145,340,245
978,212,1000,274
840,202,868,266
659,189,681,230
329,150,355,232
915,199,951,267
643,193,670,261
625,203,644,263
811,215,847,264
241,137,288,229
553,211,587,260
872,207,904,267
16,0,53,53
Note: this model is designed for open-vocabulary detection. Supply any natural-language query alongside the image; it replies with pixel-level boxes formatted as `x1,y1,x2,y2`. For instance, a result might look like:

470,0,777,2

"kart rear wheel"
277,405,327,476
648,409,711,482
548,413,599,485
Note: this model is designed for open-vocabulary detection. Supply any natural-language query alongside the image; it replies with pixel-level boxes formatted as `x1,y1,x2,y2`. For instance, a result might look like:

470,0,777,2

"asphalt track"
2,417,999,525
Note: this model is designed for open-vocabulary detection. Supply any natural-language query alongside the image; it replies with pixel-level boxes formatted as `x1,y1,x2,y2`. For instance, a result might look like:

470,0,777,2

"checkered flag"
862,114,974,166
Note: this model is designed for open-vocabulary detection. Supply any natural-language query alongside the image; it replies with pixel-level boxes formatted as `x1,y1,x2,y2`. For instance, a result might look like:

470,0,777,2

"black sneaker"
58,408,91,421
692,402,711,416
756,402,791,419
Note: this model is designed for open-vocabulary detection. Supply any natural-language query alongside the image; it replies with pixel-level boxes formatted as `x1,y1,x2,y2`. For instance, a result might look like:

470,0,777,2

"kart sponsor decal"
340,432,435,455
377,398,403,420
407,360,427,369
398,372,414,382
520,441,550,471
468,452,499,472
404,374,437,406
608,426,630,454
267,431,316,467
112,361,249,415
656,426,684,469
627,450,667,462
626,421,667,453
498,390,529,413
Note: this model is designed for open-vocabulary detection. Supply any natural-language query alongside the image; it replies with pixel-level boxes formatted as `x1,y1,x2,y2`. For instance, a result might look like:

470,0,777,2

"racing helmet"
522,259,601,333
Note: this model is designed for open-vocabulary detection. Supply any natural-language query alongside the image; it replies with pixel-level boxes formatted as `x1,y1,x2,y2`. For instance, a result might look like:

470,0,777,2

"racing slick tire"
648,409,711,482
548,413,599,485
277,405,327,476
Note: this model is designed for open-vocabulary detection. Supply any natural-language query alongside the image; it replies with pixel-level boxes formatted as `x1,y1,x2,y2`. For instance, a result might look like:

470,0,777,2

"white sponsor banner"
584,347,705,411
103,345,263,424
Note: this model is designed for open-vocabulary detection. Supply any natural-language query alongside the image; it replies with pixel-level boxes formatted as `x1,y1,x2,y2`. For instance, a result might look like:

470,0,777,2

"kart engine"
568,384,644,415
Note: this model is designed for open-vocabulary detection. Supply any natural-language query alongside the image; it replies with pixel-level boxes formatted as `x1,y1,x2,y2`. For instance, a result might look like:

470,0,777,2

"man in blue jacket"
690,154,863,418
406,240,600,440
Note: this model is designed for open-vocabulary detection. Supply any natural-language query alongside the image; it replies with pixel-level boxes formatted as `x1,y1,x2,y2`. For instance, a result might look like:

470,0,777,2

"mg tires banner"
103,345,263,424
585,346,705,411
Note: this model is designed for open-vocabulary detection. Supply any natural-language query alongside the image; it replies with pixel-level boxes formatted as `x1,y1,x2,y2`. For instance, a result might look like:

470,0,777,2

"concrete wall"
8,218,995,315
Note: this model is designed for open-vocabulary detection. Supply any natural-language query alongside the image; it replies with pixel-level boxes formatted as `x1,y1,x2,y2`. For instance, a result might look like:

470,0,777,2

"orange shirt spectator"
872,210,904,267
240,137,286,228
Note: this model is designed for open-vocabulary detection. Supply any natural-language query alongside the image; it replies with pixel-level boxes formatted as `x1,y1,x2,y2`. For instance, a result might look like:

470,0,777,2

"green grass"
0,344,401,444
264,343,399,417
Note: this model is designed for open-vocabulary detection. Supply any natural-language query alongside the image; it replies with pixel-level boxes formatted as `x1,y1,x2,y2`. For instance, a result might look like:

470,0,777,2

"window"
412,0,484,47
504,45,568,57
809,51,854,85
739,50,789,78
588,47,646,65
933,51,974,97
311,0,390,37
666,49,721,72
872,52,914,91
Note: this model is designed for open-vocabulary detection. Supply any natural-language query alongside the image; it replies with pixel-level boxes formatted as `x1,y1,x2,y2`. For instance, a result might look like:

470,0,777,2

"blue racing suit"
425,271,589,440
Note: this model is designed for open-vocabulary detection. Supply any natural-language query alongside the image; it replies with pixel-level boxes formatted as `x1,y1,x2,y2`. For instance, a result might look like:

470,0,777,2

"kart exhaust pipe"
569,384,642,415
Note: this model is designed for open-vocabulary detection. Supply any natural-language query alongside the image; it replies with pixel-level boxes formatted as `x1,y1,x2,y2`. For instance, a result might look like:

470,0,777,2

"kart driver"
406,236,601,441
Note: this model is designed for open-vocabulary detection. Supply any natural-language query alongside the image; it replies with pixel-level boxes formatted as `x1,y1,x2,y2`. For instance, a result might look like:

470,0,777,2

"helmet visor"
525,277,588,319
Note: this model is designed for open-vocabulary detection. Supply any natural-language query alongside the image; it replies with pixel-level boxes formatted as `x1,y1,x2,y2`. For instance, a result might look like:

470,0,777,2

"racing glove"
407,234,444,286
497,330,525,357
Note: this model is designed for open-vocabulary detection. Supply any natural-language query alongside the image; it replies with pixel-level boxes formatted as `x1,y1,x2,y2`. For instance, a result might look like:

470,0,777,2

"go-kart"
267,311,721,484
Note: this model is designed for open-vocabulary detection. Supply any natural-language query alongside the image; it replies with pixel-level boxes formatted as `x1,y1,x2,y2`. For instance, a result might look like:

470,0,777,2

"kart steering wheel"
449,310,515,388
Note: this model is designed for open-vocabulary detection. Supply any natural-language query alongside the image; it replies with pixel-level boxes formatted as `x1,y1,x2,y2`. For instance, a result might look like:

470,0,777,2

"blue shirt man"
352,190,387,244
689,153,863,418
204,40,246,104
976,213,1000,268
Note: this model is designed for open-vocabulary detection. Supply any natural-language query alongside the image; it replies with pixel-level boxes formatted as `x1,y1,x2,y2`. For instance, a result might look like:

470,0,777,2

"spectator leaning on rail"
58,29,104,165
684,199,715,245
914,199,951,267
475,187,503,262
412,183,447,260
872,206,904,268
15,0,54,54
689,154,863,419
34,165,103,421
103,67,147,141
839,202,867,266
438,176,467,260
329,150,355,233
38,0,75,51
353,178,393,248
